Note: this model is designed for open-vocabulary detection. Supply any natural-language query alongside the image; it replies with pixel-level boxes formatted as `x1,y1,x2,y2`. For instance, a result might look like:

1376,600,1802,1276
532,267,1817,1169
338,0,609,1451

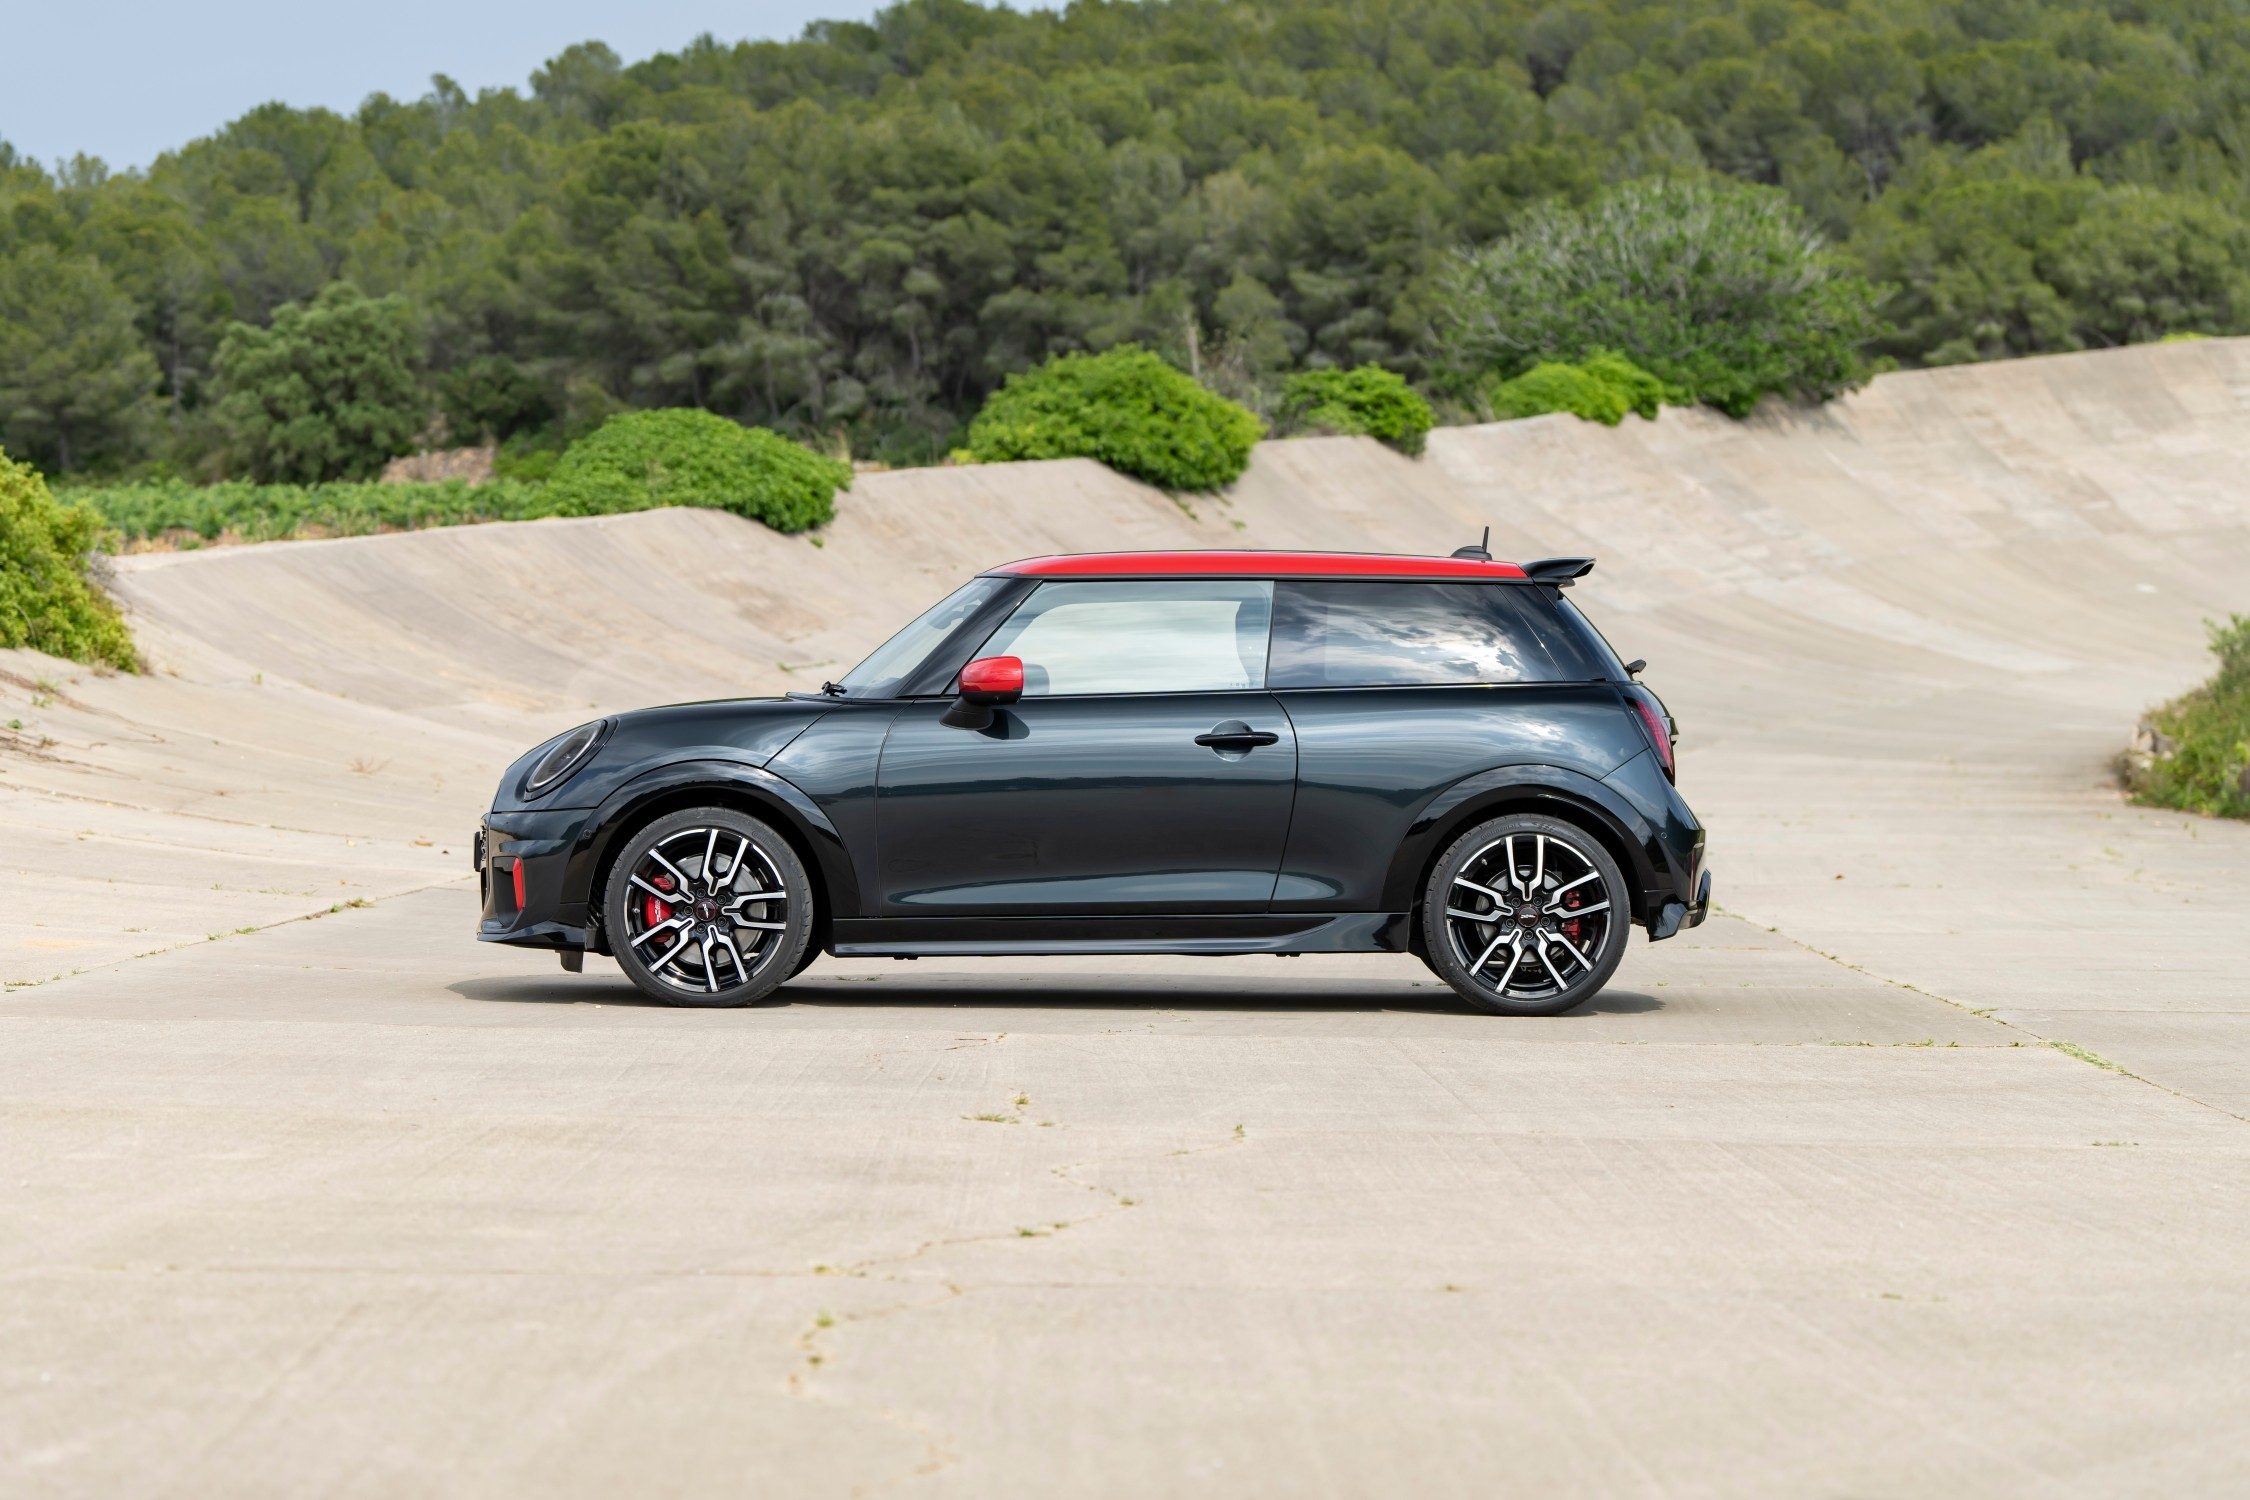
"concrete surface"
5,340,2250,1494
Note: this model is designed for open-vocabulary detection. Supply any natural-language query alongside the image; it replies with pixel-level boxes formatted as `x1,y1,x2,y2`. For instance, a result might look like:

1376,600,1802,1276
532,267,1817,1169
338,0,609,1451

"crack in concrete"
1,876,472,993
782,1119,1248,1490
1714,903,2250,1126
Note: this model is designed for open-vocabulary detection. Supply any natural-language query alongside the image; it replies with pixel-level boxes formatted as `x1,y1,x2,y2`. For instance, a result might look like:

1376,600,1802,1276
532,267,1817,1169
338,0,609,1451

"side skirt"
830,912,1410,958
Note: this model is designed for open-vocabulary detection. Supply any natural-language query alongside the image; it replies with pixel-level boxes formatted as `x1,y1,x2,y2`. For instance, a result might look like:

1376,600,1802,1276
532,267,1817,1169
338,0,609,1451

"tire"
603,806,815,1007
1418,813,1630,1016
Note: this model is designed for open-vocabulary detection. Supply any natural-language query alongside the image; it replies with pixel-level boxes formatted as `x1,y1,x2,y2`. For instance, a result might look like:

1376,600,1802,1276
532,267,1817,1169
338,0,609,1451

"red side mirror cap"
959,655,1025,704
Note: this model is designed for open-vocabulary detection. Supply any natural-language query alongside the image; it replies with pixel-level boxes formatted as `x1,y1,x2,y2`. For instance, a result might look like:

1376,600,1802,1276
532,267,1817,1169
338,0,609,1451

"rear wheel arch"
1391,777,1657,932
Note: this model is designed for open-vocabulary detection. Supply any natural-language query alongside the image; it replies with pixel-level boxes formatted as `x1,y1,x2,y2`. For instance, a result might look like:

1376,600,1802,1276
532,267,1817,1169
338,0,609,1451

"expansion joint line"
1710,903,2248,1127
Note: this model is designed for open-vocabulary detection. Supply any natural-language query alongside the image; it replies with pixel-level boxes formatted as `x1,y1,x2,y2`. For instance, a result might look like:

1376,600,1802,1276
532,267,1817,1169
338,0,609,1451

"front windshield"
836,575,1009,697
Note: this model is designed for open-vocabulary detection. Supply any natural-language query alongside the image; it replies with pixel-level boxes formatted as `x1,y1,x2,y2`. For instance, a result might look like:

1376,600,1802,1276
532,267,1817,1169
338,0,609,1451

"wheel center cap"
693,897,721,923
1515,903,1542,925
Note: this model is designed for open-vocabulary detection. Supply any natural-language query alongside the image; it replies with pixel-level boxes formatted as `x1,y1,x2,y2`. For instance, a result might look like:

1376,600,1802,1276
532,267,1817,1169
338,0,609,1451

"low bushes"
1279,366,1434,455
2123,615,2250,819
542,409,848,533
964,347,1263,491
73,410,851,544
0,448,137,670
74,478,549,544
1488,352,1669,426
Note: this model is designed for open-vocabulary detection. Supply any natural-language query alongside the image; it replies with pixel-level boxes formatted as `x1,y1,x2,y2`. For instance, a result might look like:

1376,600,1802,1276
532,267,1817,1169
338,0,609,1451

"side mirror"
943,655,1023,729
1622,658,1647,677
960,655,1024,704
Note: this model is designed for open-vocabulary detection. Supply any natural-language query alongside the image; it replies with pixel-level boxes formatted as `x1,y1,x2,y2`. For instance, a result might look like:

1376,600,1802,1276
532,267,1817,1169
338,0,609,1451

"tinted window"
1268,582,1601,688
978,580,1274,695
1554,597,1631,681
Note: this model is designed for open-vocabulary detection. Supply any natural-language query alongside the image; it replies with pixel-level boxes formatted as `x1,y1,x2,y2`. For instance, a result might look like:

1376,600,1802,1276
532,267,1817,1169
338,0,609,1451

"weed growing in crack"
2052,1041,2125,1073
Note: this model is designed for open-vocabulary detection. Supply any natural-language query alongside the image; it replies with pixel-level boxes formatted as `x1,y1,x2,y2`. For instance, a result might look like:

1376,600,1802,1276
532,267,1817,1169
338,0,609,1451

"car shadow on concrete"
448,973,1665,1018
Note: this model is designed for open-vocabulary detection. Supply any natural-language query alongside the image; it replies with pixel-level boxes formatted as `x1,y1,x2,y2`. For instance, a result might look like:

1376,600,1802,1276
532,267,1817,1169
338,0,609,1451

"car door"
873,578,1297,915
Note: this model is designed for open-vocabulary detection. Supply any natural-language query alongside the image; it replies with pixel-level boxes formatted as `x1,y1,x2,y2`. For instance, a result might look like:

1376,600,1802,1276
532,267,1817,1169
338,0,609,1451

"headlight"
523,720,606,797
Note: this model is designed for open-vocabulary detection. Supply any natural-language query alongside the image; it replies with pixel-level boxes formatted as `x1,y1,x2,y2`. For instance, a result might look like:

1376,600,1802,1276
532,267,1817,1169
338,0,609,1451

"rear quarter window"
1268,581,1606,688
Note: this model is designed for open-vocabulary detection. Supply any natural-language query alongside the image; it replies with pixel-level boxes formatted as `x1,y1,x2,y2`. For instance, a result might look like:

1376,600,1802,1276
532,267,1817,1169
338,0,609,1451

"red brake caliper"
643,872,675,928
1561,887,1584,944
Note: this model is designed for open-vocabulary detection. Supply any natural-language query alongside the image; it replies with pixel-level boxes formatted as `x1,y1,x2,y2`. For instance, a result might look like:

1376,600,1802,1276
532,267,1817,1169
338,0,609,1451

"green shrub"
964,347,1264,492
0,448,137,670
1489,364,1616,425
1488,352,1671,427
542,409,847,533
71,478,550,544
1279,366,1434,455
2125,616,2250,820
1580,352,1670,421
492,430,566,484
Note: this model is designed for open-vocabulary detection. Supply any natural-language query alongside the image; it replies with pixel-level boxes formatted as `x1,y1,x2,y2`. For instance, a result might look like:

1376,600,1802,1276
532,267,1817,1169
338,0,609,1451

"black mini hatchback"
478,548,1709,1015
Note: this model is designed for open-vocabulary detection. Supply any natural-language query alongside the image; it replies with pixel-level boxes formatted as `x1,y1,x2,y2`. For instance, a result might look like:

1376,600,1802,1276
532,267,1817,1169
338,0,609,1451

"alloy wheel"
618,825,791,995
1441,830,1616,1004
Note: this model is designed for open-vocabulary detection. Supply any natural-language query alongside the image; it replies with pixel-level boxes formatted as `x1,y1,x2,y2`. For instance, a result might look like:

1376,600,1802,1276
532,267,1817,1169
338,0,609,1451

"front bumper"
476,807,596,952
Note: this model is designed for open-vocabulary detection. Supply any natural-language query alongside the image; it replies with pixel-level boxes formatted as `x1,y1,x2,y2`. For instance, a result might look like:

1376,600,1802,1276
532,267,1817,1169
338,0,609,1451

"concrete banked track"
4,341,2249,1495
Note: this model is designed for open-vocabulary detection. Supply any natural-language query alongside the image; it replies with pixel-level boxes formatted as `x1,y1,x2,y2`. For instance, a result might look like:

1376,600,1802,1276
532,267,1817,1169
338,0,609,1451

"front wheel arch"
575,767,848,955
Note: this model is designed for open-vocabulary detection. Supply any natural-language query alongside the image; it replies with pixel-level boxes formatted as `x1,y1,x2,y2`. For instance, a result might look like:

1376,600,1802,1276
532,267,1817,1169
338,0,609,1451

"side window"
976,580,1274,696
1553,597,1631,681
1268,582,1603,688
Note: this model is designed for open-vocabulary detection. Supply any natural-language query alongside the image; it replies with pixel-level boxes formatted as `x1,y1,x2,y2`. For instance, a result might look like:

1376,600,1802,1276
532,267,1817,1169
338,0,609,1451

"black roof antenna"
1450,526,1492,562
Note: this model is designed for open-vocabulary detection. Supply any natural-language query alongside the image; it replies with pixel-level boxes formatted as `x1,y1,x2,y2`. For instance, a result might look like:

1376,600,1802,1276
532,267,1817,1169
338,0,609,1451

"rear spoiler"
1523,557,1595,585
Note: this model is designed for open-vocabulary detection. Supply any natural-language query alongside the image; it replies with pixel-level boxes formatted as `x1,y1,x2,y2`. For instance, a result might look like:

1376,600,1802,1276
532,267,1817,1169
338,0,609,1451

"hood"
489,695,833,813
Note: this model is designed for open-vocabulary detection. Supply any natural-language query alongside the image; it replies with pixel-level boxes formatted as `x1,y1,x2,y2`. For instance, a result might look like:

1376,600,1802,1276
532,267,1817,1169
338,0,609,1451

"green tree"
1439,177,1884,416
211,281,425,481
0,246,161,474
2046,189,2250,350
439,355,554,444
0,446,137,670
1849,141,2250,363
19,0,2250,471
964,346,1263,492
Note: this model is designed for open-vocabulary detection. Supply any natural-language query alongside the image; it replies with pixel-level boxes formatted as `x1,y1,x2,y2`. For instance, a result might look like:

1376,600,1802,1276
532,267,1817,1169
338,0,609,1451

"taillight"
1628,689,1675,780
510,858,527,912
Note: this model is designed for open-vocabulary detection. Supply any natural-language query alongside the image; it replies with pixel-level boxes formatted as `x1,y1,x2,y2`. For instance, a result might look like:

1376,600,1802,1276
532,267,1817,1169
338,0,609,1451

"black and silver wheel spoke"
1443,831,1613,1004
622,825,791,995
648,930,696,978
630,914,692,949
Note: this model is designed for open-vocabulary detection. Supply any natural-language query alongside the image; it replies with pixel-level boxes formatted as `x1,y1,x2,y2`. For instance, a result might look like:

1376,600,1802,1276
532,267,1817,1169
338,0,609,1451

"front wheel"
1418,813,1630,1016
604,806,815,1007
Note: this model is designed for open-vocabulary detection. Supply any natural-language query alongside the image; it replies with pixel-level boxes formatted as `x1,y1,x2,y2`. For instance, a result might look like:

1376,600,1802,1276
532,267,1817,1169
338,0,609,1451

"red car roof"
992,550,1530,580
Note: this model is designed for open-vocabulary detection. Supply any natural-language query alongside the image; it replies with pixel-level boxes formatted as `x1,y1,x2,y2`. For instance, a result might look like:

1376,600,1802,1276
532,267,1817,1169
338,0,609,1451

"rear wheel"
1419,813,1630,1016
604,807,814,1007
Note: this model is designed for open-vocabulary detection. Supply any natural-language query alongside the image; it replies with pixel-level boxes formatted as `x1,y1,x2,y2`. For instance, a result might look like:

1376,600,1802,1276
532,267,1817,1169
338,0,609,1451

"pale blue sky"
0,1,949,171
